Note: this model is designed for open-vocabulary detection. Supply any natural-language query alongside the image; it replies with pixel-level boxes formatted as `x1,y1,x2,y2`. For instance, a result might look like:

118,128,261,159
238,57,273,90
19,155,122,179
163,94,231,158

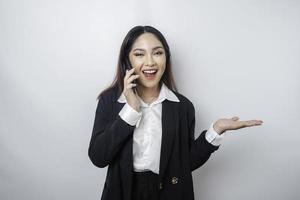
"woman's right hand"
123,68,141,112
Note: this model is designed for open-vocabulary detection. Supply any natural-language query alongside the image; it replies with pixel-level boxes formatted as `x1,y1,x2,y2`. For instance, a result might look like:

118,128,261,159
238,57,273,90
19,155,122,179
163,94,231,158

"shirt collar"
117,83,180,105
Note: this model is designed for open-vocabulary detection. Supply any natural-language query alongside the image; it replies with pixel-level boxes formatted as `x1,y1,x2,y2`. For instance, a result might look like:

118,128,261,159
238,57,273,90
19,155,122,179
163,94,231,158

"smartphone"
124,58,137,93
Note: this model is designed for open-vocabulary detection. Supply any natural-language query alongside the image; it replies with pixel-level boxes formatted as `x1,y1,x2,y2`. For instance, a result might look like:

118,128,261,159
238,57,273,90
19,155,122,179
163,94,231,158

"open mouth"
142,69,158,79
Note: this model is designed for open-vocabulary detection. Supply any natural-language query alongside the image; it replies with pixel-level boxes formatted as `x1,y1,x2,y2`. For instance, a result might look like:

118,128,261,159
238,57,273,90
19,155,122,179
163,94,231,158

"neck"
136,84,161,102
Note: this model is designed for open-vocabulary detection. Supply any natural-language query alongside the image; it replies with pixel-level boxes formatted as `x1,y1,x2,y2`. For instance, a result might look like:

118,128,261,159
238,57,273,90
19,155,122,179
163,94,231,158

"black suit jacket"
88,86,220,200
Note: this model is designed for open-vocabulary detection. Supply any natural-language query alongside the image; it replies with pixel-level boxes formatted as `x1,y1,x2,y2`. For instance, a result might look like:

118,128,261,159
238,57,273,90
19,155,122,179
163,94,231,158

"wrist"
133,105,141,112
213,122,225,135
135,107,141,112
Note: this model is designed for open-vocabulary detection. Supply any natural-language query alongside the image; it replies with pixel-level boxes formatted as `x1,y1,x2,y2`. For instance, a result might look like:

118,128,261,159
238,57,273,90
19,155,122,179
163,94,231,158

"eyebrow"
133,46,164,52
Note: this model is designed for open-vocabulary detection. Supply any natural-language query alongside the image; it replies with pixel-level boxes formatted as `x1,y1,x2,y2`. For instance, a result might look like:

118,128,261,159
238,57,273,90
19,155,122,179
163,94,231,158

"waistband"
133,170,159,179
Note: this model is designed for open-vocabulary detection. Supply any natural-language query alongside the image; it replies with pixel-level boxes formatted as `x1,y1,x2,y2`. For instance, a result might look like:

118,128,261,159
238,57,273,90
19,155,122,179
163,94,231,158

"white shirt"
117,83,225,174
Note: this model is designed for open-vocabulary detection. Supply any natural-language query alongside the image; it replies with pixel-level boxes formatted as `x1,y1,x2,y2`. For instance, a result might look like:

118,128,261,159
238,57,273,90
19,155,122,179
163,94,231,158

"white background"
1,0,299,199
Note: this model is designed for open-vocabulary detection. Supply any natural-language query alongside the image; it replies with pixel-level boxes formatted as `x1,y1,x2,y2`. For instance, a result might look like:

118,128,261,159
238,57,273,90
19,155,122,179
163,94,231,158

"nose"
145,54,155,67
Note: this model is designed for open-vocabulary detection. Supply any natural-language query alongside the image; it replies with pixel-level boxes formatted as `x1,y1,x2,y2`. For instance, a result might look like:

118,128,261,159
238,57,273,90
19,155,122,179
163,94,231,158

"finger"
127,74,140,84
125,67,133,76
253,120,263,125
128,68,135,76
125,68,135,80
124,67,134,77
249,120,263,126
126,83,137,89
242,120,262,127
231,116,239,121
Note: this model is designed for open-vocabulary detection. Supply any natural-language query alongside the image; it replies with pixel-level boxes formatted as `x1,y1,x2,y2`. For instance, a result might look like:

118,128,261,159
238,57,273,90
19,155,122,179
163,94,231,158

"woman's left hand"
213,117,263,135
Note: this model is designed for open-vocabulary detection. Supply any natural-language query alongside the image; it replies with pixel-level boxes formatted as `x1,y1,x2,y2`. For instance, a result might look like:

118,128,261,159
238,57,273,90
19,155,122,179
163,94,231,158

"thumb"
231,116,239,121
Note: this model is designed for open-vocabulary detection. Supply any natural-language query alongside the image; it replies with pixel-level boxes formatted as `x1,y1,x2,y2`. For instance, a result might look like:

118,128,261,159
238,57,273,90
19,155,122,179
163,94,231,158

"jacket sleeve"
88,93,135,168
187,101,220,171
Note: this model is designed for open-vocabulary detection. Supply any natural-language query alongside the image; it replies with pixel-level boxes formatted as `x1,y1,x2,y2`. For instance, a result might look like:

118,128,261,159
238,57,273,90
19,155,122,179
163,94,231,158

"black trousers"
132,170,159,200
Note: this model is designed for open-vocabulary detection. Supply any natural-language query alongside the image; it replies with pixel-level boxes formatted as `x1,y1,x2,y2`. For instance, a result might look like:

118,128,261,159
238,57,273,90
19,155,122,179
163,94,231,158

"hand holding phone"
122,61,141,112
124,58,137,93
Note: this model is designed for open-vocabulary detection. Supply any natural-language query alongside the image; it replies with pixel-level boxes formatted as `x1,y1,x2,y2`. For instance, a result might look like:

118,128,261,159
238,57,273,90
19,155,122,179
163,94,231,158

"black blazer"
88,86,220,200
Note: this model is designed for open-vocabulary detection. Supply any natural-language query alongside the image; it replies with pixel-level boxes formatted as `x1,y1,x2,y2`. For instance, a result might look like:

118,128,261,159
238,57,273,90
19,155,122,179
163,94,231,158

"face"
128,33,166,90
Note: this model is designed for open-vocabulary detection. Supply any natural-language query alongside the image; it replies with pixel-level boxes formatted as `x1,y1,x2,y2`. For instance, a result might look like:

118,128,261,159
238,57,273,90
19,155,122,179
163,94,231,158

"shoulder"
98,86,121,103
172,90,195,113
96,86,121,112
170,90,196,123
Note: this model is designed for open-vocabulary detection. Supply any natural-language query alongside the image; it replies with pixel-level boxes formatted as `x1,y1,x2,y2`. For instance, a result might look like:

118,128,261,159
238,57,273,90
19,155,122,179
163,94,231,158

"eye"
155,51,164,55
134,53,144,57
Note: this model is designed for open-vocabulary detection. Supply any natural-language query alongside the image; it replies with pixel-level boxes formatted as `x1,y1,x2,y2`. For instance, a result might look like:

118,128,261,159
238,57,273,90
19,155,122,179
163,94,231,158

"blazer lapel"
159,99,179,182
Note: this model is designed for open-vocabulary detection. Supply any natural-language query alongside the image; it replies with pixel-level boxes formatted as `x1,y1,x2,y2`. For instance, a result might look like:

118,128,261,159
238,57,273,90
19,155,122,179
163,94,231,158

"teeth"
143,70,157,74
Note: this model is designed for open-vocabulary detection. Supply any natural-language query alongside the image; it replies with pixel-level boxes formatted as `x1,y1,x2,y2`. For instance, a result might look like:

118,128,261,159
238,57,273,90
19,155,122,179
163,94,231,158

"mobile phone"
124,58,137,93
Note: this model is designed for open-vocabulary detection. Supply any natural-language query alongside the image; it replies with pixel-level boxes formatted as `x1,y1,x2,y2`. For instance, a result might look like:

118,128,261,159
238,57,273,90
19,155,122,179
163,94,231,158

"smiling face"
128,33,166,90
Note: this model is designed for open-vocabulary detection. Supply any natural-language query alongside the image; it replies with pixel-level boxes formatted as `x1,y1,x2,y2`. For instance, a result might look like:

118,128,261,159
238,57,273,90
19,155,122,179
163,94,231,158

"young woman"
88,25,263,200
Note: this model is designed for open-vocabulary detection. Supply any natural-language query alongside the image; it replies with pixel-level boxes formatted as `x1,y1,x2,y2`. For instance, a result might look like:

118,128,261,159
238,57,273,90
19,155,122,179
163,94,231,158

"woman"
88,25,263,200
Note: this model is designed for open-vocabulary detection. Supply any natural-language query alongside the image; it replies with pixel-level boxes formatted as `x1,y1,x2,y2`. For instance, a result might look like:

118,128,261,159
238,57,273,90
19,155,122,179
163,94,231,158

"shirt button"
171,176,178,184
159,182,163,190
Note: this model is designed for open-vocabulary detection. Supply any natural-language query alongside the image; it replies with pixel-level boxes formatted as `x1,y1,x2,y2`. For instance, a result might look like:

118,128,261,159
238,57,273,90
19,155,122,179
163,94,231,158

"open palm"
214,117,263,135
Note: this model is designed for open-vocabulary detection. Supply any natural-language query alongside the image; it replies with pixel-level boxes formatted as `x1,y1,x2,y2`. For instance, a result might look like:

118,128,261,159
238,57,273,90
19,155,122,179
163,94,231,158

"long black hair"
97,25,178,100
